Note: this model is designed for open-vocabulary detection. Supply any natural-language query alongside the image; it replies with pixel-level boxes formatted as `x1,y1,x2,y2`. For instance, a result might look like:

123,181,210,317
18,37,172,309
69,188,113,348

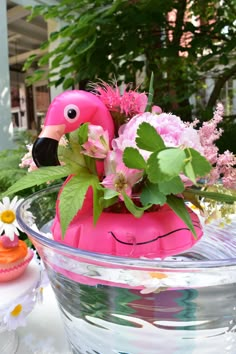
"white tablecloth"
17,285,71,354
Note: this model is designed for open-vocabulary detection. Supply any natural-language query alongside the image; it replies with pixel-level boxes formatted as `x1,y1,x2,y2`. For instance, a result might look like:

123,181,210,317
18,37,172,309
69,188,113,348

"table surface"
17,285,71,354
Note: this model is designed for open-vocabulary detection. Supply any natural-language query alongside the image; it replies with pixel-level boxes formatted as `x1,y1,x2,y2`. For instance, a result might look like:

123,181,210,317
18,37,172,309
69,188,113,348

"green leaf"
100,188,119,209
186,189,236,203
184,161,196,184
182,190,203,211
140,182,166,206
147,152,170,183
159,176,185,195
103,188,119,200
122,193,152,218
60,147,86,170
184,148,212,178
92,180,104,225
59,174,97,237
38,52,52,67
136,122,165,152
158,148,186,176
145,72,154,112
51,54,65,68
166,195,197,238
23,54,37,71
78,123,89,145
63,77,75,90
123,147,146,170
76,34,97,55
2,166,72,197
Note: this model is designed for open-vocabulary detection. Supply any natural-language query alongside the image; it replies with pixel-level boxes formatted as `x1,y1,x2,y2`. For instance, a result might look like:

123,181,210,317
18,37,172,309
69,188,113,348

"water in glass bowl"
17,187,236,354
40,218,236,354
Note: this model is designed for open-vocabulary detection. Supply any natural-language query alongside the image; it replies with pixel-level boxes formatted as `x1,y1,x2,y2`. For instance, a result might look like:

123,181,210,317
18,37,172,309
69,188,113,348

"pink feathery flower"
120,89,148,116
198,103,236,187
199,103,224,163
93,81,121,112
93,81,148,117
216,150,236,189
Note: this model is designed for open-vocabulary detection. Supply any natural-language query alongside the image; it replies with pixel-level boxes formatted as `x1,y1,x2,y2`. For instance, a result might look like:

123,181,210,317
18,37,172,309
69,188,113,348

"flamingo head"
32,90,114,167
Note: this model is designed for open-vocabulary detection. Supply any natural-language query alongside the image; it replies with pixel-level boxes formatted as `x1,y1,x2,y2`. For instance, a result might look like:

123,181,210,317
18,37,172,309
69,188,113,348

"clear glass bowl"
17,185,236,354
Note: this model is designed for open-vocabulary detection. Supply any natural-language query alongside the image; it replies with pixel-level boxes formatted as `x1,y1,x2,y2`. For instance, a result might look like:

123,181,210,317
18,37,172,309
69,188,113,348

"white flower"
20,200,36,227
0,196,23,240
3,294,35,330
127,271,190,294
35,268,49,304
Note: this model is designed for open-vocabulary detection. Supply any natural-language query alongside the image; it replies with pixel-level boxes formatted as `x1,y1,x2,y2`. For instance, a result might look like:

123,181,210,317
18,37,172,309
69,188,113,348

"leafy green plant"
24,0,236,123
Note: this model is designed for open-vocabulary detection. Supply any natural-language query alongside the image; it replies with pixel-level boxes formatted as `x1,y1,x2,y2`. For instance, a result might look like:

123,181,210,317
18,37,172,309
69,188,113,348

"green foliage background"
24,0,236,152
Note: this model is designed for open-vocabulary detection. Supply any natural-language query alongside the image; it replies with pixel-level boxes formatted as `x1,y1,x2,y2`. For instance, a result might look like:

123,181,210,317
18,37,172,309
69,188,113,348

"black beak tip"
32,137,60,167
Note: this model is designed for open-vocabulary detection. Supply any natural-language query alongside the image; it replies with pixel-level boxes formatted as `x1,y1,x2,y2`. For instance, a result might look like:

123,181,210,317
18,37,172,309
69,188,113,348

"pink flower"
199,103,224,165
113,112,204,158
19,145,38,172
93,81,148,117
152,105,162,114
120,90,148,116
102,150,143,197
82,125,109,159
216,150,236,189
198,103,236,187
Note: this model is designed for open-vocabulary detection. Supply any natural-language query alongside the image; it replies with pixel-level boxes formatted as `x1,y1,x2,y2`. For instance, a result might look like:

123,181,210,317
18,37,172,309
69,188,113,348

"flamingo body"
33,90,203,259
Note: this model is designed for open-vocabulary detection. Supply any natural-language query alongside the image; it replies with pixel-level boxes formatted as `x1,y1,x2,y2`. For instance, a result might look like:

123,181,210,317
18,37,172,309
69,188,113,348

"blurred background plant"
0,130,61,247
23,0,236,153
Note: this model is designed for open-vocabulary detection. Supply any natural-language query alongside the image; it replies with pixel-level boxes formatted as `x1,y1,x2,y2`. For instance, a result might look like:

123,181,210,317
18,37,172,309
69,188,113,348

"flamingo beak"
32,124,65,167
32,137,60,167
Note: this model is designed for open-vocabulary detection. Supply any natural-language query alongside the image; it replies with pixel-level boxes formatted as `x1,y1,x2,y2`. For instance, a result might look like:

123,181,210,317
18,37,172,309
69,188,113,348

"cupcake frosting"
0,239,27,264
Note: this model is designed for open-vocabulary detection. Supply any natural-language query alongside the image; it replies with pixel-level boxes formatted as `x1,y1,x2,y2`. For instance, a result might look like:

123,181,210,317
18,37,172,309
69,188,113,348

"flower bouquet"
2,77,236,353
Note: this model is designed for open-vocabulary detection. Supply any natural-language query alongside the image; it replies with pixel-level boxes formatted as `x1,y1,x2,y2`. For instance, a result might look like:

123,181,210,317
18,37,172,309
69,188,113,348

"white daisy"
35,266,49,304
127,270,190,294
3,294,35,330
20,200,36,226
0,196,23,240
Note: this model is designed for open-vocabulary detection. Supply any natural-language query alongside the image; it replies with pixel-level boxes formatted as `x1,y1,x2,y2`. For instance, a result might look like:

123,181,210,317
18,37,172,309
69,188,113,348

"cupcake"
0,234,33,282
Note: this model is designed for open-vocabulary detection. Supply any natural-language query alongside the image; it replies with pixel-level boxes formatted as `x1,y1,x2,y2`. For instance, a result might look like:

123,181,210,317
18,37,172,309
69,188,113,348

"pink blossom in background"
20,135,68,172
19,144,38,172
216,150,236,189
82,125,109,159
199,103,224,165
198,102,236,187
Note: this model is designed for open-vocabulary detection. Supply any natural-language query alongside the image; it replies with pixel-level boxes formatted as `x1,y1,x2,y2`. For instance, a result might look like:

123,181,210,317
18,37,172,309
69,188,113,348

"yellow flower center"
0,210,16,224
149,272,168,279
115,173,127,193
11,304,23,317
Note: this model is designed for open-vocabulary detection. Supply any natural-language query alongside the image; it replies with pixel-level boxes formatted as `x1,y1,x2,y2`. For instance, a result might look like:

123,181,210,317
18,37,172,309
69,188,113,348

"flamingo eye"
64,104,80,122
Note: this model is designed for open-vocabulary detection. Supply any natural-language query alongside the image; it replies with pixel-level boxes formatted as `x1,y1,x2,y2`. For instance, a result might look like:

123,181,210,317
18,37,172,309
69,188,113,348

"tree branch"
206,63,236,109
172,0,187,49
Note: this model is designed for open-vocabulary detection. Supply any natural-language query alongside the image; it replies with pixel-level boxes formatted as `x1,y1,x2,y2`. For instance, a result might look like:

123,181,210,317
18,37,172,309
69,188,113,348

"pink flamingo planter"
32,90,203,260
